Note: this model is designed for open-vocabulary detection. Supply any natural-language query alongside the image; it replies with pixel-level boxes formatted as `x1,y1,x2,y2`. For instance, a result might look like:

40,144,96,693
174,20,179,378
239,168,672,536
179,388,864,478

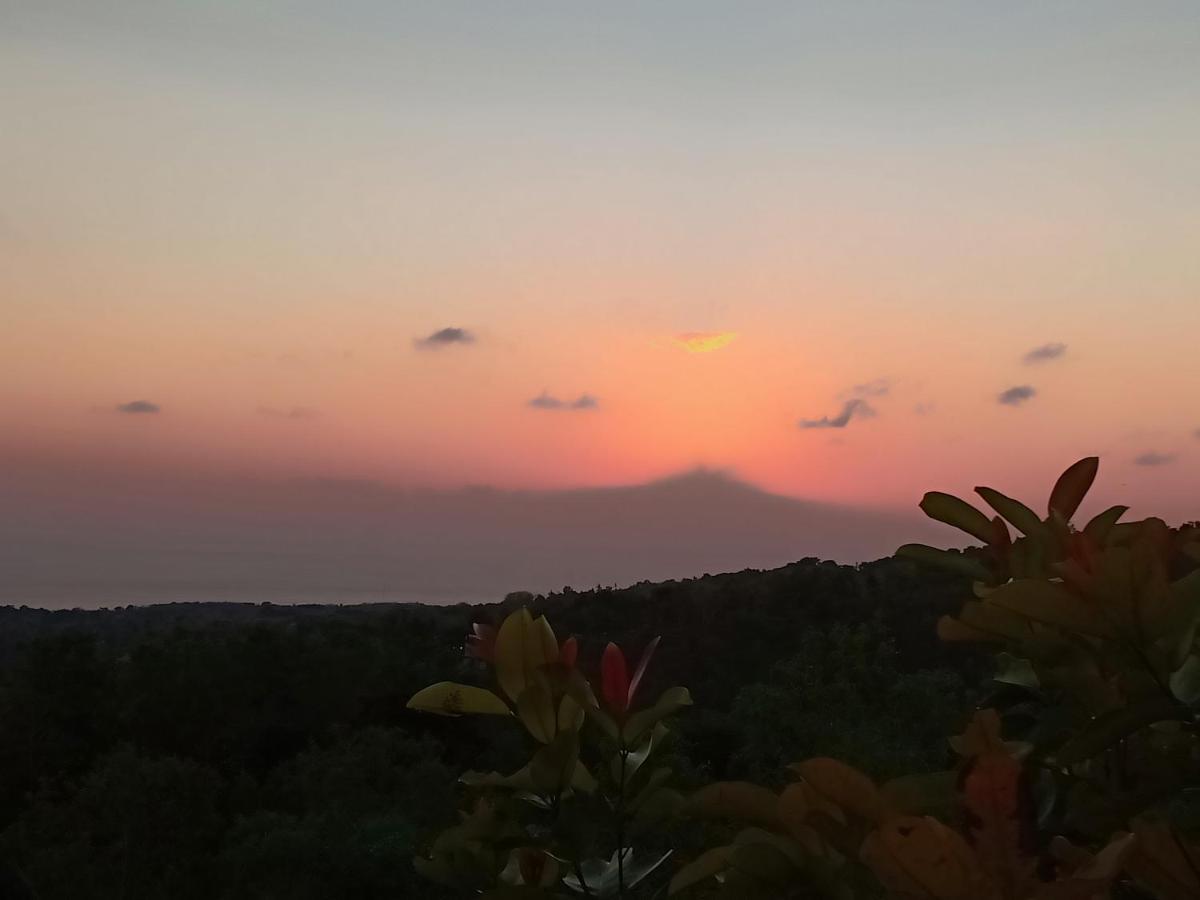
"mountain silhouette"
1,466,937,607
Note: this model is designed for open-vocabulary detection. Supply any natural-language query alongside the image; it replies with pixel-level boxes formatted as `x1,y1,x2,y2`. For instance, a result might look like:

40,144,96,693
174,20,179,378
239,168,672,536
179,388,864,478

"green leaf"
530,731,580,794
1049,457,1099,521
622,686,692,745
919,492,995,543
1083,505,1129,545
986,579,1114,638
461,765,535,789
627,765,673,812
563,849,672,897
517,682,558,743
994,652,1040,689
896,544,991,581
495,608,542,703
1170,654,1200,705
1053,696,1187,765
407,682,512,717
975,486,1045,538
669,847,732,895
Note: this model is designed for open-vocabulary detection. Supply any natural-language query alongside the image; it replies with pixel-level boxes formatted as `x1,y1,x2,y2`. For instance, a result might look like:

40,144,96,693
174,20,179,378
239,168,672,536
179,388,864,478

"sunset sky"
4,2,1200,599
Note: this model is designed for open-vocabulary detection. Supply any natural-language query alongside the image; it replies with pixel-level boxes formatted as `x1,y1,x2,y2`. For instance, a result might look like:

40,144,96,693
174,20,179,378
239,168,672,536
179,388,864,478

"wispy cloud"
850,378,891,398
997,385,1036,406
415,327,474,349
798,398,875,429
115,400,160,415
913,402,936,416
1022,342,1067,364
673,332,737,353
529,391,599,411
257,405,318,421
1134,451,1176,467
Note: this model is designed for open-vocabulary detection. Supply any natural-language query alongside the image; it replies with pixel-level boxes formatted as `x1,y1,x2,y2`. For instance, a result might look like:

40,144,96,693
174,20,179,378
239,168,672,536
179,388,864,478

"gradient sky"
5,1,1200,539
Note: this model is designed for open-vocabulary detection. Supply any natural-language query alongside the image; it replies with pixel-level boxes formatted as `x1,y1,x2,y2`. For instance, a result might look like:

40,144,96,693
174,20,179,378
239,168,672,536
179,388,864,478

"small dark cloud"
1194,427,1200,440
913,402,936,416
1134,451,1176,467
115,400,160,415
798,398,875,430
529,392,599,411
997,385,1036,406
257,405,318,421
850,378,891,398
1022,342,1067,364
529,392,565,410
415,327,474,349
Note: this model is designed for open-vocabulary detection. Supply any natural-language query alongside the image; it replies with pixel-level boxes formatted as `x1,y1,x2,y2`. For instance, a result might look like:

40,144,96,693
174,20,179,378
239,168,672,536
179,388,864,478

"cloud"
798,398,876,429
529,392,565,410
1022,342,1068,364
257,405,318,421
673,332,737,353
913,402,936,416
115,400,160,415
1134,451,1176,467
529,391,599,411
997,385,1036,406
850,378,891,398
415,327,474,349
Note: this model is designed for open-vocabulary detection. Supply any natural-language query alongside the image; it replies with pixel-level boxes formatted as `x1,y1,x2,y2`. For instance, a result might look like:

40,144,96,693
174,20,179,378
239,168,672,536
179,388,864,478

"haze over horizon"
4,2,1200,604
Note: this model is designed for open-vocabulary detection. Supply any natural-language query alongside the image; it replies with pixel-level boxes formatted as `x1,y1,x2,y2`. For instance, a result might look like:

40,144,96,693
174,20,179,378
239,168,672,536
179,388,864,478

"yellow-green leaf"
495,608,557,703
517,682,558,744
407,682,511,717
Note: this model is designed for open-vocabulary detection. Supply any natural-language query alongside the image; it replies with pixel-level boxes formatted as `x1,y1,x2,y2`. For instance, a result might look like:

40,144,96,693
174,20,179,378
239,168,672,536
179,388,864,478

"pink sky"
4,2,1199,548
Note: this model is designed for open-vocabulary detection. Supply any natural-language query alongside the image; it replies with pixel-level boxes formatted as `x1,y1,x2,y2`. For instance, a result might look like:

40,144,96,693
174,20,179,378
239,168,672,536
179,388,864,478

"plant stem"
616,745,629,898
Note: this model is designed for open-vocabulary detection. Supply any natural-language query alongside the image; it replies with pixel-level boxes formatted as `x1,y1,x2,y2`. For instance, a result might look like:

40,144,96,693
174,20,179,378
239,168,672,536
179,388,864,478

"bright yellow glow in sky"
674,332,738,353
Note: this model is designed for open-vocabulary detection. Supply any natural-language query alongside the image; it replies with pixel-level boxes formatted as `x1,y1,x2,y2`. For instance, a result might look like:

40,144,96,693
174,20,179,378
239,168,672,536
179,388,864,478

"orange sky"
4,2,1200,527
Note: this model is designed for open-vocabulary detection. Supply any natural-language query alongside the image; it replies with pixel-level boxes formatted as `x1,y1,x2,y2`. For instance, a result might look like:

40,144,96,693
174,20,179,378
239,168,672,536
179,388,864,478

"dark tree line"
0,555,985,898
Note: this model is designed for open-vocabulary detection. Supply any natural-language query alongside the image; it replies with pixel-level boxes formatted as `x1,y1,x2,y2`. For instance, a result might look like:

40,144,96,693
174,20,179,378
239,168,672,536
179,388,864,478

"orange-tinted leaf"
861,816,984,900
685,781,781,828
959,752,1035,900
795,757,889,823
1127,819,1200,900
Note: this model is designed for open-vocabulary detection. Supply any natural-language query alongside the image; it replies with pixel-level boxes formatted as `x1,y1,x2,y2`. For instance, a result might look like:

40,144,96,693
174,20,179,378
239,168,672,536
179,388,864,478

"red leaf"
559,636,578,669
601,642,629,715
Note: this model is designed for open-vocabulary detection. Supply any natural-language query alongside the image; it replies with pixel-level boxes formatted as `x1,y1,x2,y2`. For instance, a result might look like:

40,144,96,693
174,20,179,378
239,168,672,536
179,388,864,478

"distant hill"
0,467,941,608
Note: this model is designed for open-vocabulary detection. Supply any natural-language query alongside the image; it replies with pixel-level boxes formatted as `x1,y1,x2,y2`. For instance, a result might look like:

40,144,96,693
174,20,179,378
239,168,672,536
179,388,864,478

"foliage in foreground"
410,458,1200,899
